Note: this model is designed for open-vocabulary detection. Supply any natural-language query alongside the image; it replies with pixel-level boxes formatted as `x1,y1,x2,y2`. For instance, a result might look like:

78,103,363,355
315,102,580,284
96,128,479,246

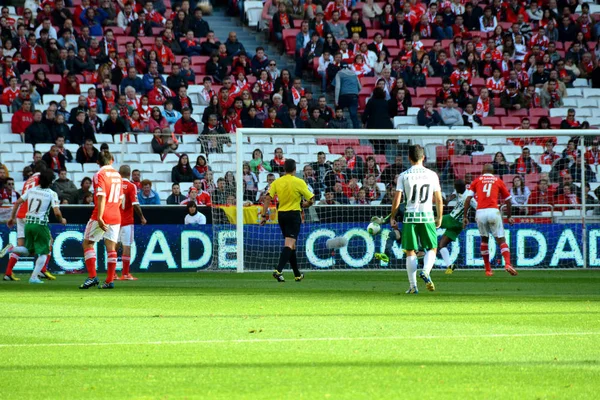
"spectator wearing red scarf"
510,148,541,175
193,155,212,180
344,146,365,180
527,179,555,215
270,147,286,174
560,108,581,129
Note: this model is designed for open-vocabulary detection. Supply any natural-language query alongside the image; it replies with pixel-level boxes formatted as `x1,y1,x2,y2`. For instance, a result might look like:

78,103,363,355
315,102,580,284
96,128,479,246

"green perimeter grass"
0,270,599,400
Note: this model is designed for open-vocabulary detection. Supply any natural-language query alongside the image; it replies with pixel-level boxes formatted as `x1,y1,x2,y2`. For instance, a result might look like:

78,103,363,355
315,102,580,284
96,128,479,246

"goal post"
213,128,600,272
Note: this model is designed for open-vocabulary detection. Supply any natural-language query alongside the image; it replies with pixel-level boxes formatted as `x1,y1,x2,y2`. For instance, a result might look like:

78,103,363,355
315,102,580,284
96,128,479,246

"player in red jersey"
3,161,55,281
116,165,147,281
80,152,123,289
463,164,518,277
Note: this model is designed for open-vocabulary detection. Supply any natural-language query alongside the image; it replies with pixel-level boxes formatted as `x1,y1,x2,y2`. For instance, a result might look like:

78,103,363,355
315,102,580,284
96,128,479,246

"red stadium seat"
472,78,485,87
502,174,518,185
339,139,360,146
450,155,471,165
416,87,436,97
412,97,427,107
329,144,346,155
503,117,522,127
383,39,398,49
494,108,507,116
374,154,387,164
482,117,500,127
509,108,528,116
436,146,449,170
360,76,377,88
427,77,442,87
472,155,493,165
354,145,374,155
530,108,549,117
388,48,400,58
191,56,210,65
317,138,338,145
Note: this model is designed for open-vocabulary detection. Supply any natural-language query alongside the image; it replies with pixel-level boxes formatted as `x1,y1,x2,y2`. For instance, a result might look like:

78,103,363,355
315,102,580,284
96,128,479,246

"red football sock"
84,249,97,278
122,255,131,276
41,254,50,273
6,253,19,275
106,251,118,283
500,243,511,267
481,242,491,271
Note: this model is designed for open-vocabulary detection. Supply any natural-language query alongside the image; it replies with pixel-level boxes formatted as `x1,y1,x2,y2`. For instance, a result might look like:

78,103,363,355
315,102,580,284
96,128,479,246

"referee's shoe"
273,270,285,282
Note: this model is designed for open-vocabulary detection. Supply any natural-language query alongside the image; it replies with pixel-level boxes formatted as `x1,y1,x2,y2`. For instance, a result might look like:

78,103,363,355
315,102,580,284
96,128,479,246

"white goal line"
1,331,598,349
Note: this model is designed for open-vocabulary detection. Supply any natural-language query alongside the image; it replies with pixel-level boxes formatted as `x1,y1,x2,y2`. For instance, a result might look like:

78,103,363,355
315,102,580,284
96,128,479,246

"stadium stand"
1,0,600,213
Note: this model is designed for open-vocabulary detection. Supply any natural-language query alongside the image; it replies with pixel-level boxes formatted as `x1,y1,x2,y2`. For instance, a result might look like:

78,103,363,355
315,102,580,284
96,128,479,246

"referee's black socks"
277,247,293,273
289,250,301,277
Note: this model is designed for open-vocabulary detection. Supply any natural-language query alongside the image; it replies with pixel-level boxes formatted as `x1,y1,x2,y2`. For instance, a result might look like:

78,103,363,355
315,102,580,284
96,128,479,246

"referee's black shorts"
278,210,302,239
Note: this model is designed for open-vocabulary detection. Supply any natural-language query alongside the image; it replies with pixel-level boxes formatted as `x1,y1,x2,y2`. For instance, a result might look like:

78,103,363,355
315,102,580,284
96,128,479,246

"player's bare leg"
496,237,517,276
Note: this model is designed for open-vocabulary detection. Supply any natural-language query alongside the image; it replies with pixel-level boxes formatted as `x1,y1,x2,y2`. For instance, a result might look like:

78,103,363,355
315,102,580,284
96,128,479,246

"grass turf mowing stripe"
1,331,599,348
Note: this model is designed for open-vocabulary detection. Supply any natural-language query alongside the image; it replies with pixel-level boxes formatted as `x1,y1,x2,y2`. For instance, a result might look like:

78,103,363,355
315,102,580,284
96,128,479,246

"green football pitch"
0,270,599,400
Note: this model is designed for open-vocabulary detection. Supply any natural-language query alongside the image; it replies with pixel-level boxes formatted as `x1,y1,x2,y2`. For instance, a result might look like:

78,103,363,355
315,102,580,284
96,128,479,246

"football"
367,222,381,235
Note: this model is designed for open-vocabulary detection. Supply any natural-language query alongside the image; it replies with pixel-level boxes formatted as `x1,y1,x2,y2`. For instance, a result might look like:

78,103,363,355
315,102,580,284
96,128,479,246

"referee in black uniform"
261,159,315,282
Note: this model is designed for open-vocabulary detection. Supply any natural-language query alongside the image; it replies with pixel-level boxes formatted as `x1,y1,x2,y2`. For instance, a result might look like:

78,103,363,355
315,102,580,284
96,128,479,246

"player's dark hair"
33,160,47,173
454,179,466,194
284,159,296,174
98,151,113,166
39,169,54,188
408,145,424,163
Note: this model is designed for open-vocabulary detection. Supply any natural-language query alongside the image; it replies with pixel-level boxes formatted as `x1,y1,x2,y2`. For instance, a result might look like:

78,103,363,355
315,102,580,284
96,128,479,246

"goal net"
208,128,600,271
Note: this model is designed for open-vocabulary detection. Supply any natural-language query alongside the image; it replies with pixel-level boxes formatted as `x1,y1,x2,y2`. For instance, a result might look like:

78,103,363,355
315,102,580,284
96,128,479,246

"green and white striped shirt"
21,187,60,225
449,191,478,221
396,165,441,223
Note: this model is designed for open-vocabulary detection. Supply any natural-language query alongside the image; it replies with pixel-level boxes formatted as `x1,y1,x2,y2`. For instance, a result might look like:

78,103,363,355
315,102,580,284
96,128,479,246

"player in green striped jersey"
439,180,477,274
0,170,66,284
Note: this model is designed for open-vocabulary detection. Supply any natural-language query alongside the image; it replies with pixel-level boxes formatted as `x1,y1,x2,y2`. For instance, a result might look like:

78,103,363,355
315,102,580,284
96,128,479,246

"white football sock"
31,255,47,280
406,255,418,287
423,249,437,276
440,247,451,267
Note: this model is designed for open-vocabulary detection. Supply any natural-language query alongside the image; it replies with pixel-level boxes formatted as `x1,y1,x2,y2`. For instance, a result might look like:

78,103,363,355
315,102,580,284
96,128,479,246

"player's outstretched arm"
504,198,514,225
434,191,443,228
53,206,67,225
134,205,147,225
261,194,272,226
463,195,473,229
97,194,108,231
7,197,25,228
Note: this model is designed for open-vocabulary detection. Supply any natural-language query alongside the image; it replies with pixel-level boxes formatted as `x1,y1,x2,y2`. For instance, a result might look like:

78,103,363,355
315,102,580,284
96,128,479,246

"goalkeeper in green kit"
438,179,477,274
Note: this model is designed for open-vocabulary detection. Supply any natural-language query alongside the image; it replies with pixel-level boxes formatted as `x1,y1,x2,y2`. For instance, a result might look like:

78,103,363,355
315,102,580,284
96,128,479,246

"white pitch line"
0,332,599,349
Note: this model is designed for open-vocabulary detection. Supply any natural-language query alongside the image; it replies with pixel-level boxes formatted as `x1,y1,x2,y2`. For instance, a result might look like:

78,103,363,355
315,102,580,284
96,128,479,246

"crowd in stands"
1,0,600,212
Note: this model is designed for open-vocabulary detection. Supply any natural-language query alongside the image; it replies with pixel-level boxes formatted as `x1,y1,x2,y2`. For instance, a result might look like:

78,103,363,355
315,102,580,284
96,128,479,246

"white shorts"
84,220,120,243
118,225,134,247
17,218,25,239
475,209,505,238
